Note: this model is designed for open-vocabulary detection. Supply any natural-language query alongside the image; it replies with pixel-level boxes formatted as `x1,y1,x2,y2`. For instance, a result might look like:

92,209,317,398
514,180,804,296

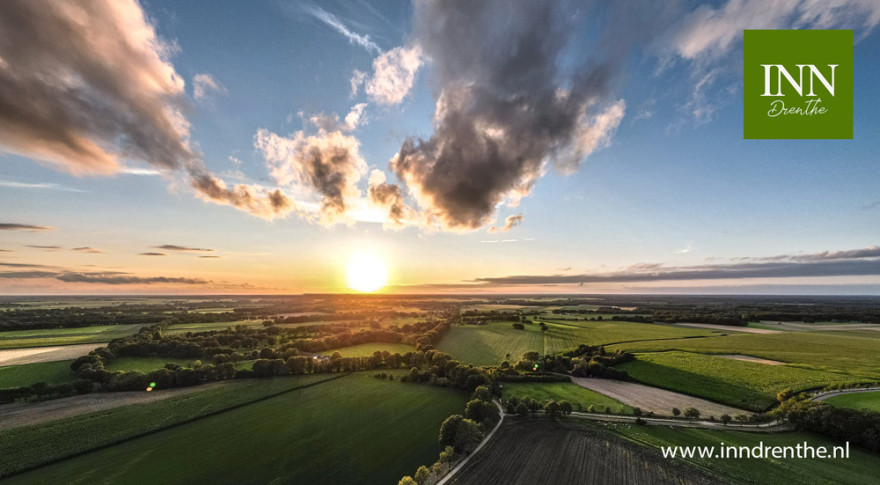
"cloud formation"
364,46,423,105
139,252,166,256
72,247,103,254
155,244,215,253
302,4,381,54
55,273,207,285
488,214,523,234
0,223,52,231
27,245,62,251
192,73,227,102
386,0,624,231
255,120,367,224
368,170,416,228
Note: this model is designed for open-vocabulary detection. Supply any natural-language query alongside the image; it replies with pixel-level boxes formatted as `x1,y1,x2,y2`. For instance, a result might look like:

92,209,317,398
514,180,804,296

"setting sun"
345,251,388,292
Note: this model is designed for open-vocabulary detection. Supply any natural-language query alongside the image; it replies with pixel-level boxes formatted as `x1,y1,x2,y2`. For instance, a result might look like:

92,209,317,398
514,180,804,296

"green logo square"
743,30,852,139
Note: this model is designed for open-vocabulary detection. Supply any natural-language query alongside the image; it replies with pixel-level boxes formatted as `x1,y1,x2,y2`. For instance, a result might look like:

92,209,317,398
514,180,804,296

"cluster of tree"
773,397,880,452
499,346,634,381
0,379,94,403
504,395,573,417
291,329,404,353
399,386,500,485
408,320,451,352
651,311,748,327
400,353,498,393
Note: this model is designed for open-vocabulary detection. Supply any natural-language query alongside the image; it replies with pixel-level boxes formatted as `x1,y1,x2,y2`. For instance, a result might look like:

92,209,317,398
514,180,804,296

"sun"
345,251,388,293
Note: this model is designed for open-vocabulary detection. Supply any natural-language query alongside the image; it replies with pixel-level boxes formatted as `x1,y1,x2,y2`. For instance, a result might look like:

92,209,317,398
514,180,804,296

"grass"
323,342,415,357
603,422,880,485
3,373,468,484
436,320,718,366
823,391,880,412
104,357,199,373
618,352,866,411
163,319,262,334
0,374,333,477
0,324,143,349
607,331,880,379
500,381,632,413
0,361,76,388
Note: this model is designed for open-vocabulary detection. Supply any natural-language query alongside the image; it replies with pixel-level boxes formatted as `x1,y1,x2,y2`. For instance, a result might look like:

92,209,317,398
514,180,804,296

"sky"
1,0,879,295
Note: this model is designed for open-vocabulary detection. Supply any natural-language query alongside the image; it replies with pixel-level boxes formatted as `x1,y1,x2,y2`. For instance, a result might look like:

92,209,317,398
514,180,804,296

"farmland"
607,331,880,378
607,422,880,485
0,361,75,388
323,342,415,357
0,324,143,349
618,351,866,411
3,372,467,484
436,320,717,366
449,419,716,485
823,391,880,412
500,381,631,413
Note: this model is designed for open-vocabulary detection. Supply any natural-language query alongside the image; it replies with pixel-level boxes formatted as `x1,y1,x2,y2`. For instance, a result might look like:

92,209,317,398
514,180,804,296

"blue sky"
1,0,879,294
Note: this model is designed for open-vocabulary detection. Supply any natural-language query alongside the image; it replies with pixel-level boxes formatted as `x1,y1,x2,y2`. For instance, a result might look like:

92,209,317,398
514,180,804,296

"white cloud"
303,4,381,54
192,73,227,102
365,46,423,105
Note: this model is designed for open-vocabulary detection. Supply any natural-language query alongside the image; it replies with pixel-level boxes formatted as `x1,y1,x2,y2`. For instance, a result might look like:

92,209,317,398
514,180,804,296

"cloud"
198,255,221,259
350,69,367,97
155,244,215,253
474,260,880,286
749,245,880,262
0,0,292,221
0,262,53,268
386,1,625,231
255,124,366,224
0,271,60,279
27,245,62,251
302,4,381,54
365,46,423,105
0,223,52,231
368,169,417,228
55,273,208,285
119,167,162,176
192,73,227,102
139,252,166,256
0,180,87,193
488,214,523,233
307,104,368,133
72,247,103,254
0,0,193,175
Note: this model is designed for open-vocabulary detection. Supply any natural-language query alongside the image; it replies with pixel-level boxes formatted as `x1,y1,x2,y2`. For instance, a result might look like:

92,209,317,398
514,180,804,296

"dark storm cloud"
473,259,880,286
0,223,52,231
387,0,625,230
155,245,215,253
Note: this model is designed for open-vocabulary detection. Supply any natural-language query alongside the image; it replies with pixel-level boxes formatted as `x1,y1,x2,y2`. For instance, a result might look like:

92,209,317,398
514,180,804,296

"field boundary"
0,373,348,480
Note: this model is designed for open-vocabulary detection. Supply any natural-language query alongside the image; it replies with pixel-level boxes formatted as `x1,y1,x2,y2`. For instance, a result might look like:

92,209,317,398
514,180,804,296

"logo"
744,30,852,139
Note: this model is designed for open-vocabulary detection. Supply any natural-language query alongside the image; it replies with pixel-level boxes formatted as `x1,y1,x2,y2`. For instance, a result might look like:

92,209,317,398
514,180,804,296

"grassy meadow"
0,361,75,388
3,372,467,484
323,342,415,357
500,381,631,413
618,351,866,411
824,391,880,412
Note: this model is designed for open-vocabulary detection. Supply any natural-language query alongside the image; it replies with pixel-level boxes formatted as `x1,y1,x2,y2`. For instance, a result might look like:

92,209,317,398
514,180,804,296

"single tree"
720,414,732,425
672,407,681,418
414,465,430,484
684,407,701,420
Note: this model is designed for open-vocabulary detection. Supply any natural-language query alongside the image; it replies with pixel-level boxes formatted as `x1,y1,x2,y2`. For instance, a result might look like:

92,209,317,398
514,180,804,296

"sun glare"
346,251,388,292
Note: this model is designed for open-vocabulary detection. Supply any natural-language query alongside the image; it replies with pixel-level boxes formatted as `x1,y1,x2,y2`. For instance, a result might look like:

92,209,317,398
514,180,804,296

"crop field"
0,361,75,388
823,391,880,412
104,357,200,373
607,331,880,379
449,419,716,485
606,423,880,485
4,373,467,484
0,375,334,476
500,381,631,413
619,352,865,411
436,320,718,366
164,319,263,334
323,342,415,357
436,321,546,365
0,324,143,349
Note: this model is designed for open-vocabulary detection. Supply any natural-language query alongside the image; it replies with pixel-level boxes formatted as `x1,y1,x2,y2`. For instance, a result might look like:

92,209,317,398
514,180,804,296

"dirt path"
436,401,505,485
676,323,782,334
571,377,748,417
0,343,106,366
0,382,229,431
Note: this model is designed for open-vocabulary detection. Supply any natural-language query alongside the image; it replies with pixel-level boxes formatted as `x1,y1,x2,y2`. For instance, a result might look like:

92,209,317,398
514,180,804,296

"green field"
323,342,415,357
824,391,880,412
500,381,631,413
604,422,880,485
104,357,200,373
4,373,467,484
164,319,262,334
436,320,717,366
0,375,333,476
619,352,864,411
607,331,880,379
0,361,75,389
0,324,143,349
